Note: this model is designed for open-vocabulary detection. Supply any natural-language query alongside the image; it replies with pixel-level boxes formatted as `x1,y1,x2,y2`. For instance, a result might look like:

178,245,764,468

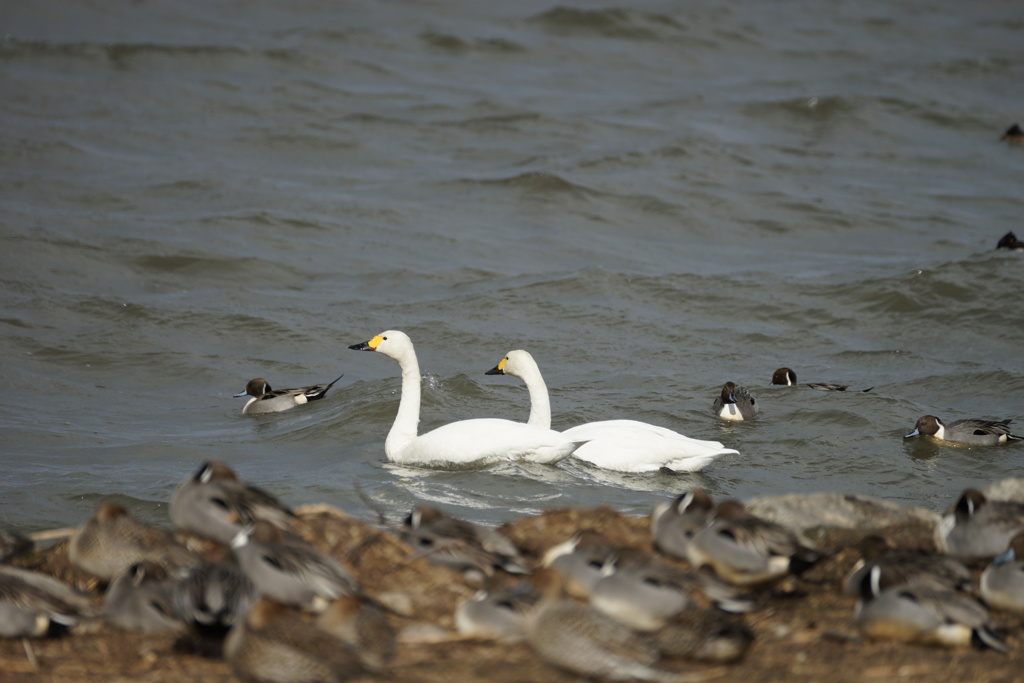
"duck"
169,461,295,545
904,415,1021,446
0,565,96,637
102,560,183,633
231,520,358,610
403,505,527,574
770,367,873,392
68,502,197,582
841,535,972,596
454,581,540,640
650,489,716,562
234,374,343,415
855,565,1008,652
1001,123,1024,145
524,568,675,682
686,500,822,586
712,382,759,421
224,600,364,683
315,595,397,670
540,529,619,600
980,532,1024,613
485,349,738,472
588,548,752,631
935,489,1024,560
349,331,579,466
174,559,258,656
996,231,1022,250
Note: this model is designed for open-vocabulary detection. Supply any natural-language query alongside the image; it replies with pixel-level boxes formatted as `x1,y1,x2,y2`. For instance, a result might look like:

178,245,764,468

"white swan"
349,331,580,467
485,350,738,473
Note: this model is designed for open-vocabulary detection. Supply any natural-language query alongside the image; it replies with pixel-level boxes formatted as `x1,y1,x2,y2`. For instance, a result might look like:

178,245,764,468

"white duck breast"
485,349,738,473
349,332,578,467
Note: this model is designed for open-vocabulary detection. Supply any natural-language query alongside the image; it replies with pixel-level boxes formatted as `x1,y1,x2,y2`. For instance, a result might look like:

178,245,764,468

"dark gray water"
2,0,1022,533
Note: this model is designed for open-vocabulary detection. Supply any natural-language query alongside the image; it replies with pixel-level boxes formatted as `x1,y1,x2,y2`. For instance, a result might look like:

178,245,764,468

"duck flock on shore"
5,460,1024,682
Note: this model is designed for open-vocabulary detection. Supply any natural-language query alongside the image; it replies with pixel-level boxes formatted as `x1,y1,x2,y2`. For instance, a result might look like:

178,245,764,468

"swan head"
349,330,412,361
485,349,535,379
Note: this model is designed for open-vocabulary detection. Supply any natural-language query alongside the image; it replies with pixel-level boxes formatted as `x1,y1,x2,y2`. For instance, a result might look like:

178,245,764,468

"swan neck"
386,348,421,459
522,361,552,430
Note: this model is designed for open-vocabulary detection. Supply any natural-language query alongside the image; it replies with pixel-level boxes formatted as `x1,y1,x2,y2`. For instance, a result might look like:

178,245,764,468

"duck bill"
903,429,920,439
233,389,249,398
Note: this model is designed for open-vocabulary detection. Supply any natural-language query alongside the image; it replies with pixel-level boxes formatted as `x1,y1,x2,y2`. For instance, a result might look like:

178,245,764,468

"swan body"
349,331,578,467
485,350,738,473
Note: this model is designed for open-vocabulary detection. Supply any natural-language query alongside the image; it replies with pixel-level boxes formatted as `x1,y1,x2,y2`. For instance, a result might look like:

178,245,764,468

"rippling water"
2,0,1022,533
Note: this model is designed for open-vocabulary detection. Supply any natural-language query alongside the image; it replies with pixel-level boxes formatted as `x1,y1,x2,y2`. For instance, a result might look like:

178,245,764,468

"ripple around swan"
472,171,598,200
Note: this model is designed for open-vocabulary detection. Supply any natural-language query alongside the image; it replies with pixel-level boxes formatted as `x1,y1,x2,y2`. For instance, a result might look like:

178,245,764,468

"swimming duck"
68,502,197,582
0,565,96,637
687,500,822,586
485,349,738,472
650,489,716,562
349,331,579,466
231,520,358,610
1001,123,1024,145
713,382,759,421
102,560,183,633
935,489,1024,560
234,375,343,415
997,231,1022,250
770,367,873,392
841,535,971,596
855,565,1008,652
225,600,364,683
980,532,1024,613
905,415,1021,446
169,461,295,545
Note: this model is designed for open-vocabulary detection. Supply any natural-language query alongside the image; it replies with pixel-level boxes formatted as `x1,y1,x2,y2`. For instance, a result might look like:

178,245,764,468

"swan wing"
561,420,737,472
395,419,577,466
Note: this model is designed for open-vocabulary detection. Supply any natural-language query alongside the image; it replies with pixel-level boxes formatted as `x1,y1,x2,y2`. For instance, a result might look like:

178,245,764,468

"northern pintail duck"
713,382,759,421
770,367,873,392
1002,123,1024,144
486,349,739,472
589,548,752,631
174,559,258,656
687,500,822,586
68,502,197,582
102,560,183,633
349,331,579,466
540,529,618,600
0,530,32,563
170,461,295,545
231,520,358,610
455,581,540,640
904,415,1021,446
997,231,1022,250
855,565,1009,652
980,532,1024,613
651,608,753,663
934,489,1024,560
650,489,716,562
0,565,96,637
841,535,971,596
316,595,397,670
404,505,526,573
225,600,364,683
234,374,343,415
525,568,676,682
